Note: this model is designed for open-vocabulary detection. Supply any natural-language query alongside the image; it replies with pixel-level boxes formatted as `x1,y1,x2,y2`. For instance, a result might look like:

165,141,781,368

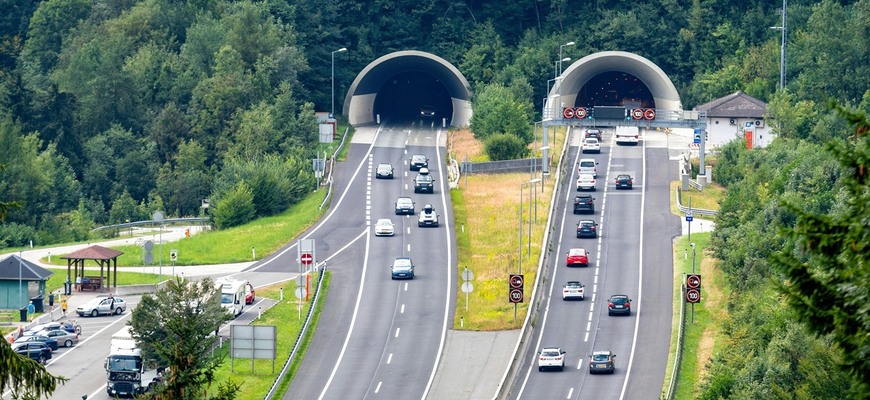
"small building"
694,91,775,148
0,254,53,309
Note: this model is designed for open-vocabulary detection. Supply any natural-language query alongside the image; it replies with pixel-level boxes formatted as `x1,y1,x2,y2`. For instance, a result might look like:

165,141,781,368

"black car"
420,105,436,119
16,334,59,351
376,163,394,179
584,129,602,141
395,196,415,215
615,174,633,190
410,154,428,171
607,294,632,316
573,195,595,214
576,220,598,238
588,350,615,374
414,172,434,193
13,342,52,364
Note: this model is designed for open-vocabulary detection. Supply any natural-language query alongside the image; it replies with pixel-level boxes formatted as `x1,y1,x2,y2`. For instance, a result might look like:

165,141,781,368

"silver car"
76,296,126,317
36,329,79,348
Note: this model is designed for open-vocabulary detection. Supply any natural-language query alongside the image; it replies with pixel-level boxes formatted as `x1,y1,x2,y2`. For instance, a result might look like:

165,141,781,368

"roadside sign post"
686,197,693,241
461,267,474,312
509,274,524,322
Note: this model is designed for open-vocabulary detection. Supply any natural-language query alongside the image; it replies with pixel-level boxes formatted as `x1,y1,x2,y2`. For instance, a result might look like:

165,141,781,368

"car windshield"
107,356,142,372
580,161,594,167
378,164,391,171
592,354,610,362
416,175,432,182
611,297,627,304
221,293,234,304
565,282,581,288
542,350,560,357
412,155,426,163
585,139,598,143
377,220,391,227
397,198,412,206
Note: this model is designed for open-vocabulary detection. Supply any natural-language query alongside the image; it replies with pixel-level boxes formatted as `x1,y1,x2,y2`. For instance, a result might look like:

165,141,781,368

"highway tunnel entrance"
343,51,472,127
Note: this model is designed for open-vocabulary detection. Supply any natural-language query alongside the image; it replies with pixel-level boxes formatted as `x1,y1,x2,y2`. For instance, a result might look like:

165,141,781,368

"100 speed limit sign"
509,288,524,303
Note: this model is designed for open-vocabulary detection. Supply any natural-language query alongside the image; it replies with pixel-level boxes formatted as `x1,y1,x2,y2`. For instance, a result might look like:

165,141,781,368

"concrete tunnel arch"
550,51,682,114
342,50,473,127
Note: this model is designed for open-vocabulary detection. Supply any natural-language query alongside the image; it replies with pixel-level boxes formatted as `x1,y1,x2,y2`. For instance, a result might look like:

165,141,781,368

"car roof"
579,220,595,224
564,281,583,286
584,137,599,141
378,162,391,166
592,350,612,356
578,174,594,179
575,194,592,199
411,154,426,159
376,218,392,224
397,196,412,201
568,248,587,255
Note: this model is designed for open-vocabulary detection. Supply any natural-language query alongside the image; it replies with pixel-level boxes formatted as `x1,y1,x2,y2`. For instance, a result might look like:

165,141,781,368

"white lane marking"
568,387,575,397
406,227,411,235
401,304,405,313
404,282,408,291
407,244,411,253
619,129,648,400
251,126,385,272
318,230,373,400
387,353,393,364
395,328,400,338
375,381,382,393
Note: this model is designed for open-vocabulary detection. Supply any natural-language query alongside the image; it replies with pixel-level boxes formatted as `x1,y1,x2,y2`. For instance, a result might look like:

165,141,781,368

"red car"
245,282,255,304
566,248,589,267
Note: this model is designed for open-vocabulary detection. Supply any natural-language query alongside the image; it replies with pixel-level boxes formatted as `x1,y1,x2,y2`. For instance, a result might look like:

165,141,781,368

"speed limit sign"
509,288,524,303
686,288,701,303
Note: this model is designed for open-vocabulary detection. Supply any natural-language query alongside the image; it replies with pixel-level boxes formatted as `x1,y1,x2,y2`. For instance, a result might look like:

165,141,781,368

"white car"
418,204,439,227
537,347,566,371
374,219,395,236
576,174,596,191
562,281,586,300
578,158,598,178
581,137,600,153
76,296,126,317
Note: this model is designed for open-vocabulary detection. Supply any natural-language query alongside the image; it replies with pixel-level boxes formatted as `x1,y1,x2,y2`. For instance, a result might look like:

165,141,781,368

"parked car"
608,294,632,316
581,137,601,153
573,195,595,214
376,163,394,179
36,329,79,348
615,174,633,190
566,248,589,267
562,281,586,300
410,154,428,171
588,350,616,374
584,129,602,141
576,174,596,191
537,347,566,371
15,334,58,351
13,342,52,364
576,220,599,238
578,158,598,178
390,258,415,280
395,196,415,215
374,218,395,236
418,204,439,227
76,296,126,317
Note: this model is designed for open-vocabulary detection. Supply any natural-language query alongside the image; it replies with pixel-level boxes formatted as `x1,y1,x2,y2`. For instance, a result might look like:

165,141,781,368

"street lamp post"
556,57,571,107
559,41,575,75
519,179,542,268
331,47,347,118
770,0,787,89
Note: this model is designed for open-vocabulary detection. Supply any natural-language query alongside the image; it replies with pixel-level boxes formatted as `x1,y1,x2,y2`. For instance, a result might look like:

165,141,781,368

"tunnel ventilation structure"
343,51,472,127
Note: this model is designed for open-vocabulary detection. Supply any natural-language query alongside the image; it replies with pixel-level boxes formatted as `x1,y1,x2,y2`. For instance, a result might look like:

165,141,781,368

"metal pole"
688,197,692,242
19,251,23,308
518,183,523,275
691,243,696,274
528,183,532,259
542,124,549,175
331,48,347,118
781,0,787,88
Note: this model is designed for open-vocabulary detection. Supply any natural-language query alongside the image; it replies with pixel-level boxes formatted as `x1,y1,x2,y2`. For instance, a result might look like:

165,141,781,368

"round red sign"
300,253,313,265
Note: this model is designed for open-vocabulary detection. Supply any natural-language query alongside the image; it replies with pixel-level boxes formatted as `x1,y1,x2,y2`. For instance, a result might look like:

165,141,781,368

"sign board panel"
593,106,627,120
231,325,277,360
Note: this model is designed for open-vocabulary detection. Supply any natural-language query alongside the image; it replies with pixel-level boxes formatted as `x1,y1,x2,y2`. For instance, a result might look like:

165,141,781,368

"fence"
675,187,718,217
664,284,688,400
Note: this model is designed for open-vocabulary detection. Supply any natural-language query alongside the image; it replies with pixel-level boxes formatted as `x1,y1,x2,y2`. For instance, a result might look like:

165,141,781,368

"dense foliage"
0,0,869,396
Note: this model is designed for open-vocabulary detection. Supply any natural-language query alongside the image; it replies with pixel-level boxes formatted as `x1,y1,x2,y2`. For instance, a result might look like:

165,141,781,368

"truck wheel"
91,310,98,317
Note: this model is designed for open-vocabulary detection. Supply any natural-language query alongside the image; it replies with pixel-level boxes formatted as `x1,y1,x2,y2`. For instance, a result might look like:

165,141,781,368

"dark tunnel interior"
574,71,655,109
373,71,454,124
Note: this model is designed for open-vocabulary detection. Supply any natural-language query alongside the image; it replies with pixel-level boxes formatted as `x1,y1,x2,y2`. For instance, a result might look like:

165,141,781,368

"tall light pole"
331,47,347,118
559,41,575,75
770,0,787,89
556,57,571,108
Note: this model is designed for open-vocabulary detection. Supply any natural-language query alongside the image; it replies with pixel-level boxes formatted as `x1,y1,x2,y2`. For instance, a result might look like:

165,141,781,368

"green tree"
469,82,533,144
129,277,239,400
770,103,870,396
209,181,255,229
484,133,528,161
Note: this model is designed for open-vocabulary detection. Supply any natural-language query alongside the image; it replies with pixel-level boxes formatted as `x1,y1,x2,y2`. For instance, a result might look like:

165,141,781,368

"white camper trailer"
216,278,249,316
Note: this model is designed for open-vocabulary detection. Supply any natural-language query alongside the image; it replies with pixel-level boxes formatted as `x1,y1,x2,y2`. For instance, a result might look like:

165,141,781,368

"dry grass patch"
449,129,487,162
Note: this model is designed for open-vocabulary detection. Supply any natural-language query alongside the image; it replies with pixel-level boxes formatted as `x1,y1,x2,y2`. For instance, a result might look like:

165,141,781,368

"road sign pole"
688,197,692,241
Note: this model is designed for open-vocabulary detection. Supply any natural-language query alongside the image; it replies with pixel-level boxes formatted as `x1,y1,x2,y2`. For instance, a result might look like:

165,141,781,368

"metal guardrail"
320,126,350,211
264,263,327,400
91,217,210,231
665,284,688,400
675,187,718,217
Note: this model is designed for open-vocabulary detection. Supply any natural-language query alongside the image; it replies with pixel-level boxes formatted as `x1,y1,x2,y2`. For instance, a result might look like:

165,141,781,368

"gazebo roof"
694,91,767,118
61,245,124,260
0,254,54,280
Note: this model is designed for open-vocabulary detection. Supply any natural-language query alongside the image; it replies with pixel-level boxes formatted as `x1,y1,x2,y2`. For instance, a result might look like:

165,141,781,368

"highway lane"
511,127,670,399
283,122,455,400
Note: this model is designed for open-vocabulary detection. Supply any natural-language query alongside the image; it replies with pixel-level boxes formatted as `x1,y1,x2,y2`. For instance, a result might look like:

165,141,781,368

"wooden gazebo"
61,245,124,292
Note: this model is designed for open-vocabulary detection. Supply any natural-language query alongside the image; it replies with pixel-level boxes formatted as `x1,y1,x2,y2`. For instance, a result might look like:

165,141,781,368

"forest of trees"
1,0,868,397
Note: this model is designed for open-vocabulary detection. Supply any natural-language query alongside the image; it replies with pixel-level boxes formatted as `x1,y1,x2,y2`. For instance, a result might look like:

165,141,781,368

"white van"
578,158,598,178
216,278,249,316
615,126,639,145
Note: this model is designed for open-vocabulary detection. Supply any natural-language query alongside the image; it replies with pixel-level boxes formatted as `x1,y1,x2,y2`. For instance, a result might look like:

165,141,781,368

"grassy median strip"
449,127,567,330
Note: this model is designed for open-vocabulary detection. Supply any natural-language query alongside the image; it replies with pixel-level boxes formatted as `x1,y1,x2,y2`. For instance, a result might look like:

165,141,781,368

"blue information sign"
686,216,694,222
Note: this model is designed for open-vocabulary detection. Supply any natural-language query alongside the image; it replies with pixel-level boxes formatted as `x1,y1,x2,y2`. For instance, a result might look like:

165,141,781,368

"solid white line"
421,128,455,400
317,230,373,400
619,129,647,400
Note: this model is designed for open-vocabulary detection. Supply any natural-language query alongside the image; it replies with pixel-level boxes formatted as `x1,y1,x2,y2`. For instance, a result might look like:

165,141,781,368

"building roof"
694,91,768,118
0,254,54,280
60,245,124,260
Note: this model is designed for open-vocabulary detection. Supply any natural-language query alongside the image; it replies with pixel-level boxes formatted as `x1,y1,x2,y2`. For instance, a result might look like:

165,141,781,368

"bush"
484,133,528,160
210,182,256,229
0,222,38,249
